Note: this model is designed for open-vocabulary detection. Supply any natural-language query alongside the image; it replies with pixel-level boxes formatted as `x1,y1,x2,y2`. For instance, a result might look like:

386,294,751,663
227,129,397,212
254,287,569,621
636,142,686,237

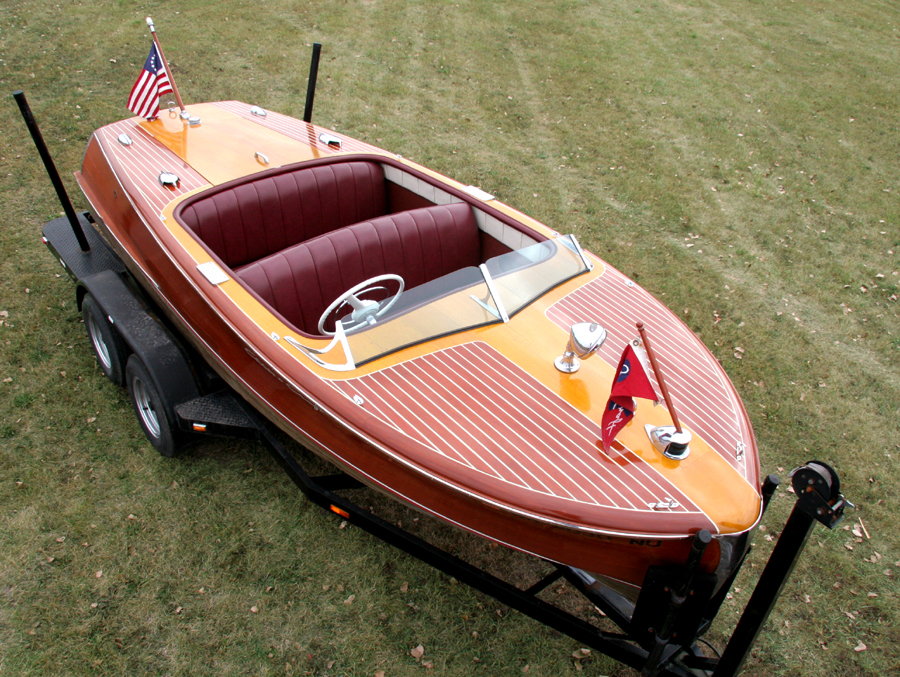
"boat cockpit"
175,156,592,368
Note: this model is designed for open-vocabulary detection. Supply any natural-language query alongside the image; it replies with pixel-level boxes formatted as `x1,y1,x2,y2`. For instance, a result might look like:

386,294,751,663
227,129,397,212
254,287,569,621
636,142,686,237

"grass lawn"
1,0,898,675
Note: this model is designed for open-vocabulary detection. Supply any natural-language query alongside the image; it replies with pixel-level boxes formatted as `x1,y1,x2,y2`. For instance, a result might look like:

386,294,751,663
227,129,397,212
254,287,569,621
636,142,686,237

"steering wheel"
317,274,405,336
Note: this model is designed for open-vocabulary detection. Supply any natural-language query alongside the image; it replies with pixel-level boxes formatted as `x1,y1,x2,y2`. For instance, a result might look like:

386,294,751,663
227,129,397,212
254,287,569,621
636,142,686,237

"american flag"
127,42,173,120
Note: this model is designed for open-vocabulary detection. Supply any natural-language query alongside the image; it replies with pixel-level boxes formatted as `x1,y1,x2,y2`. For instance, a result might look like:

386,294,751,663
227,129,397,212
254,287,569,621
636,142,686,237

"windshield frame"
316,233,592,368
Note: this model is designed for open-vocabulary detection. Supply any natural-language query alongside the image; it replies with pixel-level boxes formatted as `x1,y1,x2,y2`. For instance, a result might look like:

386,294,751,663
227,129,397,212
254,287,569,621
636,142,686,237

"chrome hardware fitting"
196,261,229,285
645,424,692,460
736,442,746,460
318,132,342,148
250,105,267,117
649,498,680,510
117,133,133,146
555,322,607,373
255,151,270,165
158,171,179,187
270,332,281,341
352,395,365,406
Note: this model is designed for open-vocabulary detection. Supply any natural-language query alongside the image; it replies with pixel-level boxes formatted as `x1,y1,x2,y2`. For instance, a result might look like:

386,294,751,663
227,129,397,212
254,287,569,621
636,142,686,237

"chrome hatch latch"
555,322,607,374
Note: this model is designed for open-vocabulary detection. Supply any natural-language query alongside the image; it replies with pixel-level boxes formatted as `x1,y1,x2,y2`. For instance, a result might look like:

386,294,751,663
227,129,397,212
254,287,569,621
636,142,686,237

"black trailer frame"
18,86,852,677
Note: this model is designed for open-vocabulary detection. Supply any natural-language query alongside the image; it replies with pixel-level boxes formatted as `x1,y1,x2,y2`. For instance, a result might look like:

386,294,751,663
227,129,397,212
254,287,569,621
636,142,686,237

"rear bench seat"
236,202,480,336
178,161,387,268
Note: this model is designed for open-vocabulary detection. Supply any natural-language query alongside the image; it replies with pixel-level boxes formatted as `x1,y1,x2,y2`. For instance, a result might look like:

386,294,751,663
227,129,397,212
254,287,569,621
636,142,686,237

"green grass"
2,0,899,674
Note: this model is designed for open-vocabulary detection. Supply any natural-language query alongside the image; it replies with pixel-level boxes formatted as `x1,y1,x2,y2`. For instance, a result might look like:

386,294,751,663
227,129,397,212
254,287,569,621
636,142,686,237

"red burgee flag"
601,343,658,452
127,42,173,120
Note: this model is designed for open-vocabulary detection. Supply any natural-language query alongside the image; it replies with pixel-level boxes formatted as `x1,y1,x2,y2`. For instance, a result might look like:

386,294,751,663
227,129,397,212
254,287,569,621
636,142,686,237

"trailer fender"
76,269,201,419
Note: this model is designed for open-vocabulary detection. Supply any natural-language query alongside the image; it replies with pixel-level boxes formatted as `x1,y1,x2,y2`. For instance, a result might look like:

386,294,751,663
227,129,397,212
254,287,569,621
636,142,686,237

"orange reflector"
192,423,208,432
330,505,350,519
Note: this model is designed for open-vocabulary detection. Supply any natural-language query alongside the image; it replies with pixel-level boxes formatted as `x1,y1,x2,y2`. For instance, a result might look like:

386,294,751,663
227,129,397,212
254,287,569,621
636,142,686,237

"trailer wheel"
125,355,182,457
82,294,128,386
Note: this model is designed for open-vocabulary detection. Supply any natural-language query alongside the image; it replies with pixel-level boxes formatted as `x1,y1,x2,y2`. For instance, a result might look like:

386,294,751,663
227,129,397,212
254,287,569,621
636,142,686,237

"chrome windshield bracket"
470,293,501,319
283,321,357,372
478,264,509,323
557,233,594,272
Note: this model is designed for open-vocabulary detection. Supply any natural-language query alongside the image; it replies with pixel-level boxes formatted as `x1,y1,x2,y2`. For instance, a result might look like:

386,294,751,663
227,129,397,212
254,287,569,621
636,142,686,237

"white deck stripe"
330,343,704,514
547,264,750,476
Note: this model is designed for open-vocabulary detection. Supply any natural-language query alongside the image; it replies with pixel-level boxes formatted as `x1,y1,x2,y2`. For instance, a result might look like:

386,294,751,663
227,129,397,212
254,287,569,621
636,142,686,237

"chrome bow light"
555,322,607,374
645,425,692,460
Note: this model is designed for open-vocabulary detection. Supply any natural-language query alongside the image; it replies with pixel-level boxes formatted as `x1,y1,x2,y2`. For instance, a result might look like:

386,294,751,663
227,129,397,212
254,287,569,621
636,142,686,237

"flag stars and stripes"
127,42,173,120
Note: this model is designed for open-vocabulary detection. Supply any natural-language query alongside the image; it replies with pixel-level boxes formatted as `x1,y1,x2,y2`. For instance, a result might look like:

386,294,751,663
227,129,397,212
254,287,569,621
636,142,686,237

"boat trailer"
17,88,851,677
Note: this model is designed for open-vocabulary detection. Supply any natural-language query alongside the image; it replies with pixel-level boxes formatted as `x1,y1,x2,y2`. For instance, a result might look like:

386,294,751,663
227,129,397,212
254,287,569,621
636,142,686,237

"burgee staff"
636,321,682,434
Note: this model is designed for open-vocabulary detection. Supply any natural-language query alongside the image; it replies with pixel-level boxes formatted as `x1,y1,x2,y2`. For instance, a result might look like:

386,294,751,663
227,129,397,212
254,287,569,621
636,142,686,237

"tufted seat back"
178,161,386,268
236,202,480,335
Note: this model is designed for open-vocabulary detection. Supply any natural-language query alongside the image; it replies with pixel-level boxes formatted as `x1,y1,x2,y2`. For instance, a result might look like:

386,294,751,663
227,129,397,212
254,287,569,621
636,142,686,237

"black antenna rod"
303,43,322,123
14,90,90,252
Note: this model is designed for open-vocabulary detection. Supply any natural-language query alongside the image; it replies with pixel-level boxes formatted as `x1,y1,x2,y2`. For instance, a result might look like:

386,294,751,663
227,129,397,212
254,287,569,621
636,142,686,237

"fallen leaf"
95,570,102,578
375,671,386,677
411,644,425,660
572,648,591,671
400,582,409,593
343,594,355,605
250,606,258,613
854,641,867,652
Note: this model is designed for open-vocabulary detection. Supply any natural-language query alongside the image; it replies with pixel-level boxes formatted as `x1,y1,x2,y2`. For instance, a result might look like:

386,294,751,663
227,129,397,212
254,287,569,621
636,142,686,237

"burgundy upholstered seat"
178,161,386,268
236,202,480,335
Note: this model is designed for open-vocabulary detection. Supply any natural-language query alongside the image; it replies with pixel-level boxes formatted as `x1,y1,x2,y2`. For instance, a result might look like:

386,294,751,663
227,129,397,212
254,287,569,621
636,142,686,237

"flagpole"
636,322,682,433
146,17,187,115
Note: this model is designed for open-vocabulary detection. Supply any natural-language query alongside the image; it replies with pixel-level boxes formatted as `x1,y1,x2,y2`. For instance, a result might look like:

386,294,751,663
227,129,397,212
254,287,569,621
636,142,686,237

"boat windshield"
315,234,590,368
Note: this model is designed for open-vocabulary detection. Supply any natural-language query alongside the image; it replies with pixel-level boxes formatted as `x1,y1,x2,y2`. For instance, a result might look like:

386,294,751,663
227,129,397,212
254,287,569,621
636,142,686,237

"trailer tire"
82,293,128,386
125,355,182,457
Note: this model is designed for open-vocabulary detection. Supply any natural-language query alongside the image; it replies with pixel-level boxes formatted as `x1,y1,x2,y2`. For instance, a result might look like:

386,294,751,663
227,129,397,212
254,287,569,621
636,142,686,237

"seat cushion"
178,161,386,268
237,202,480,335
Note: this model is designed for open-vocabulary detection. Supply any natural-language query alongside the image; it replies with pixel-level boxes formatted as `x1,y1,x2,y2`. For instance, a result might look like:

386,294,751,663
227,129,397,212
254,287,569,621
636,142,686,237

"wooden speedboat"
74,100,761,597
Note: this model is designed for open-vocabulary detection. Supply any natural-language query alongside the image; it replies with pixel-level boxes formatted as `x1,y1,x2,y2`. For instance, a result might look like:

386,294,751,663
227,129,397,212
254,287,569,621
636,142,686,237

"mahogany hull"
74,102,762,594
